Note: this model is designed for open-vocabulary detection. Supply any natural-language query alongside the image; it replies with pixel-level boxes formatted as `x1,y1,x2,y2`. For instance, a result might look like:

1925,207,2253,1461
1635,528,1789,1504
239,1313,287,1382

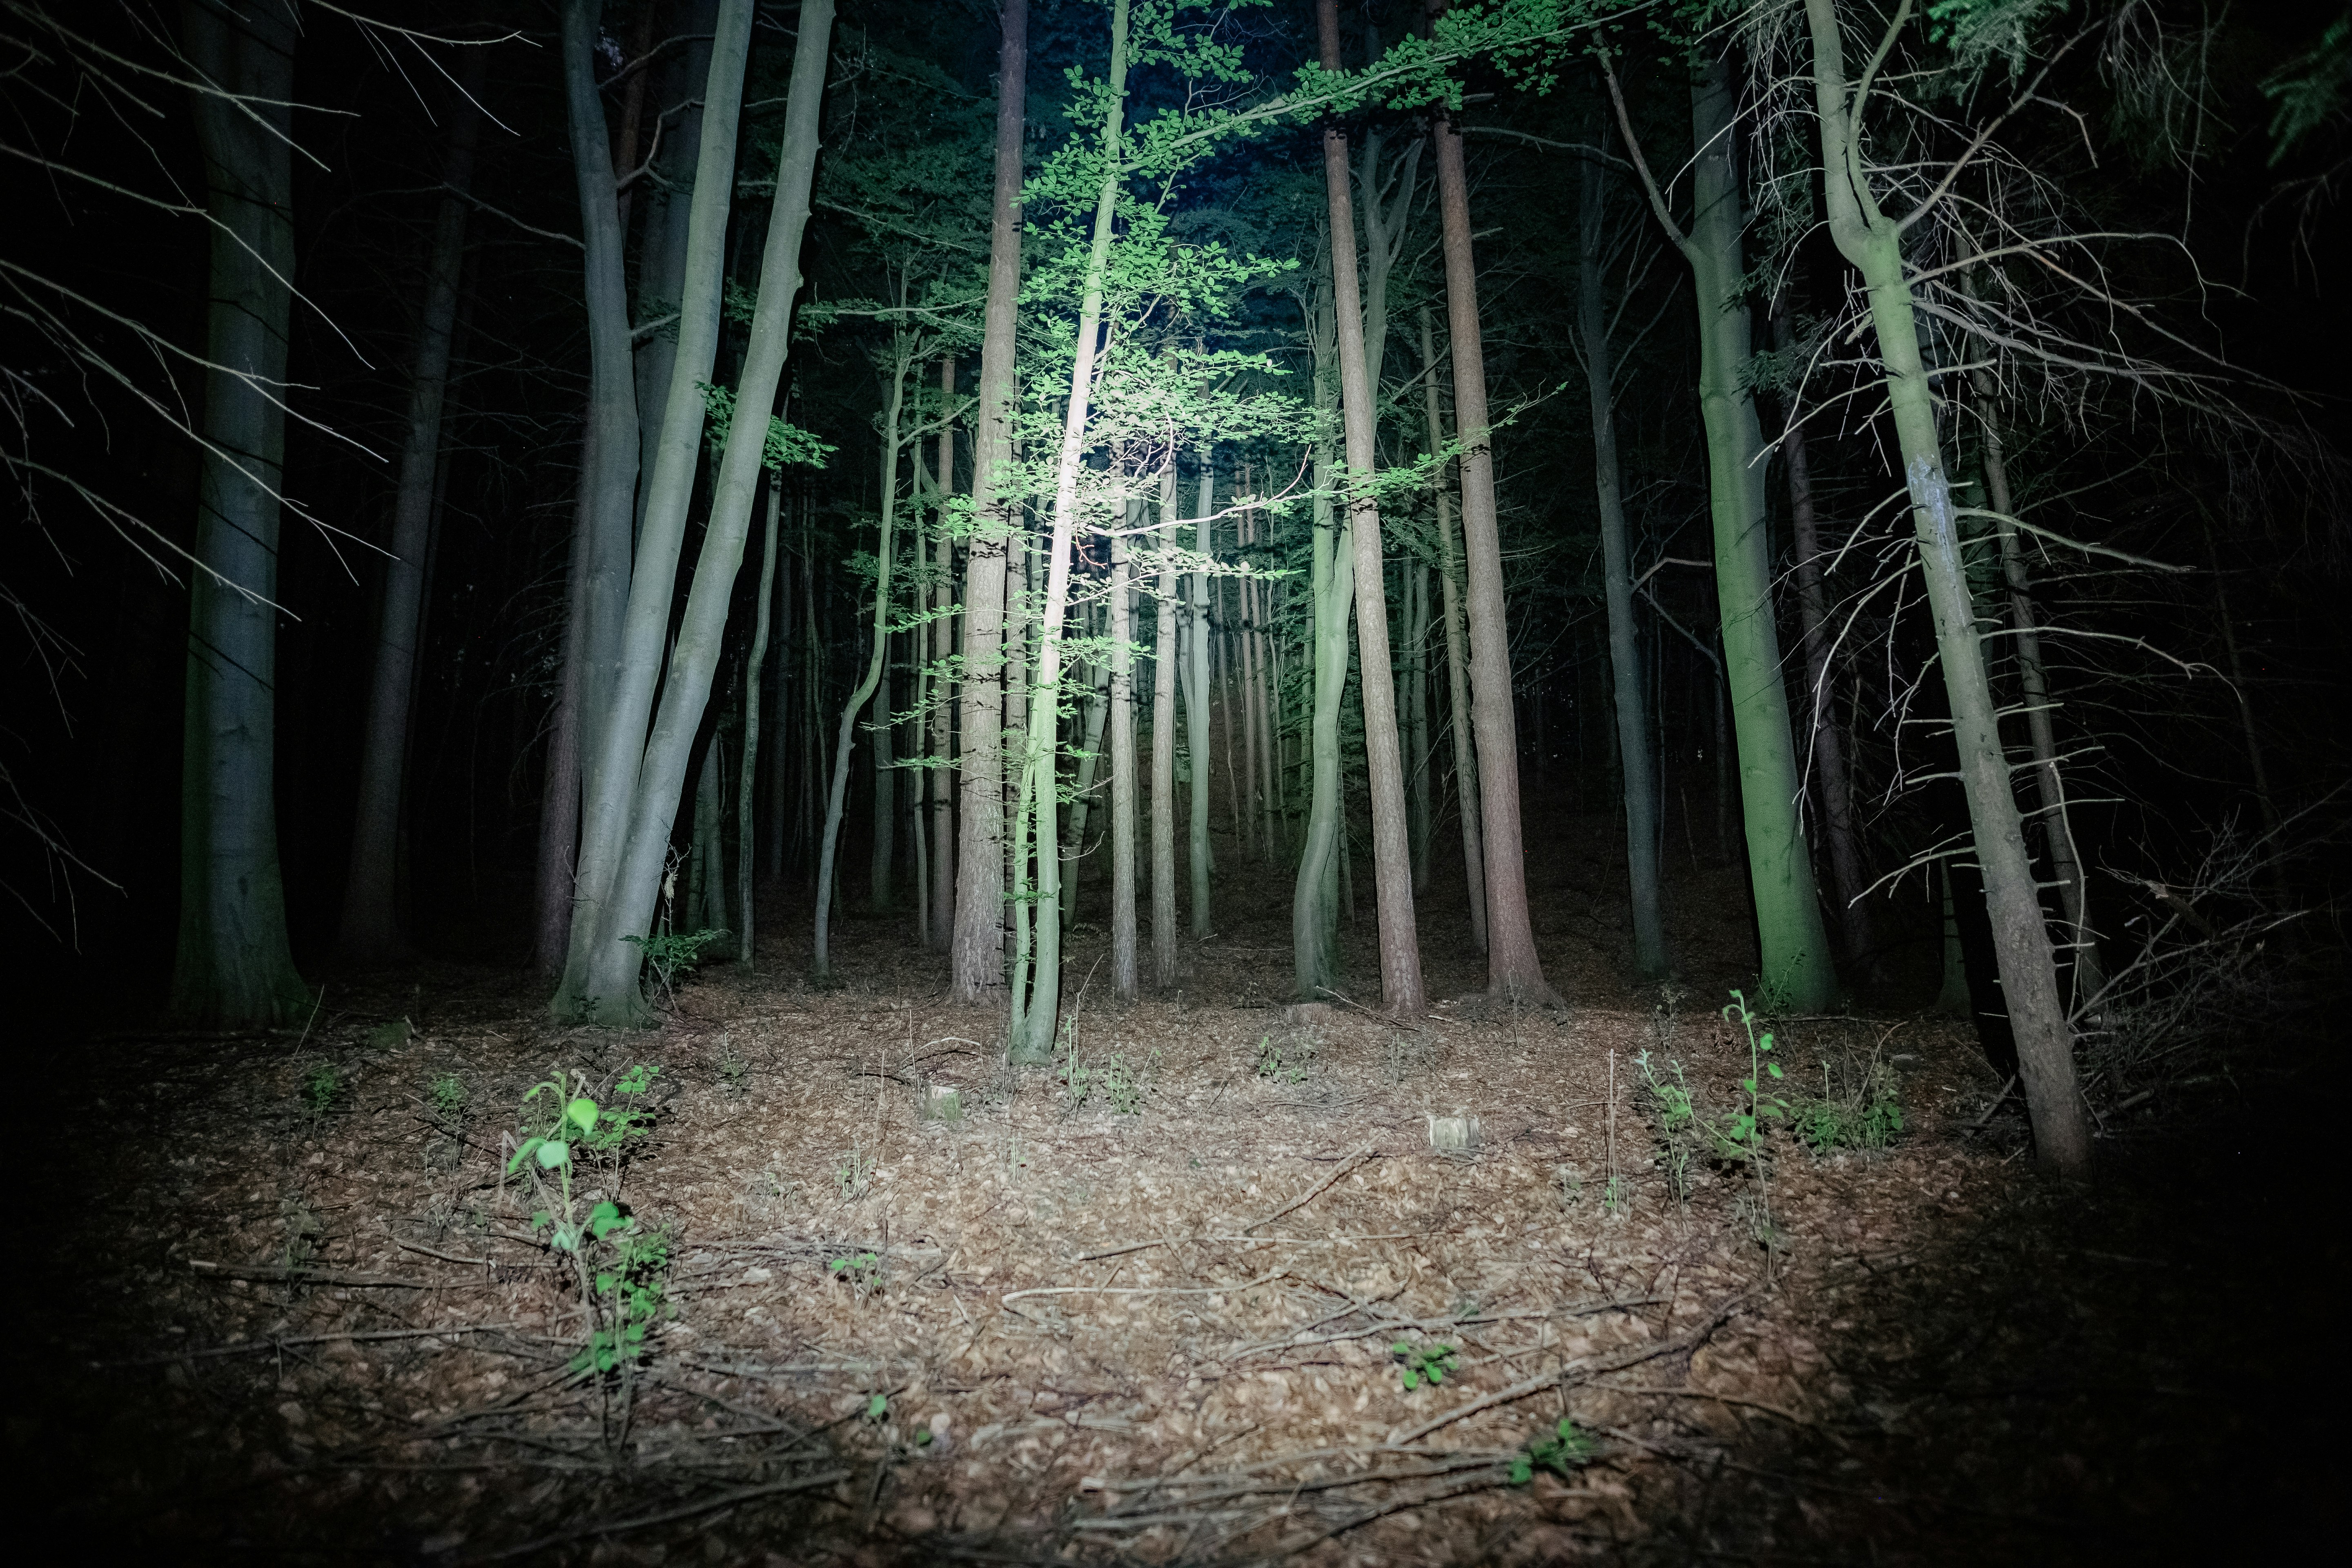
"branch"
1598,55,1688,254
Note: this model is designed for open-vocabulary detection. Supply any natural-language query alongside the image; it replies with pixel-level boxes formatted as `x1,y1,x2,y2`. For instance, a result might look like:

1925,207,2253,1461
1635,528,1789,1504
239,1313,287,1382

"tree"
1605,49,1838,1011
1318,0,1425,1019
1416,306,1485,953
1290,262,1354,1001
339,59,483,964
168,0,310,1027
951,0,1027,1006
1797,0,2090,1174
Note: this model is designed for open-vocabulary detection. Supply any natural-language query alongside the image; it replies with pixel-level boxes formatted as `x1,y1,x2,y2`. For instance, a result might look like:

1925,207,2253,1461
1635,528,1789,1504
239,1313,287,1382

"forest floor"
25,805,2335,1566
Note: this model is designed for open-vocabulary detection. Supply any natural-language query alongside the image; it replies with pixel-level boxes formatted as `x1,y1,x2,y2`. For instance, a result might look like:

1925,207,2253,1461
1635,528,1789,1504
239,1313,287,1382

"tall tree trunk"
340,60,482,962
868,543,897,912
1151,461,1181,989
1577,128,1668,980
1061,648,1111,923
1292,270,1354,999
1318,0,1424,1018
1430,80,1551,1005
1416,307,1486,952
632,0,719,547
737,475,781,968
1404,559,1431,888
1605,53,1837,1011
930,357,958,950
951,0,1027,1004
533,421,595,977
1111,515,1140,999
1971,363,2103,1006
817,345,910,977
1009,0,1128,1059
1803,0,2089,1175
1771,290,1874,975
566,0,833,1020
1185,457,1214,938
169,0,308,1026
554,0,743,1013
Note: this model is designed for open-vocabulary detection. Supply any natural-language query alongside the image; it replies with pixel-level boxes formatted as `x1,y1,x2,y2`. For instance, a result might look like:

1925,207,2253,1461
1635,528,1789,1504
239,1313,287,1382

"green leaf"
916,1428,933,1446
588,1201,629,1239
1508,1456,1532,1485
1427,1364,1445,1383
1401,1368,1419,1390
866,1394,889,1420
1768,1063,1784,1079
566,1097,599,1135
537,1139,570,1169
508,1138,542,1174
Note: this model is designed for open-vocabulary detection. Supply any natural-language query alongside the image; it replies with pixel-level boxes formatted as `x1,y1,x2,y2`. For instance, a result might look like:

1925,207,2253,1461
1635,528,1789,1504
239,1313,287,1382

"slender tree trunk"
568,0,832,1020
1292,272,1354,999
169,0,308,1026
1605,54,1836,1011
1417,307,1486,952
817,347,910,977
340,62,481,961
533,423,594,977
736,475,781,968
555,0,746,1013
868,536,897,911
1111,516,1140,999
632,0,719,548
1061,648,1110,923
951,0,1026,1004
1152,461,1181,989
1803,0,2088,1175
1772,292,1873,973
1577,133,1668,980
1971,364,2103,1006
931,358,959,950
1430,82,1550,1005
1185,458,1214,938
1404,559,1431,888
1009,0,1128,1059
1318,0,1424,1018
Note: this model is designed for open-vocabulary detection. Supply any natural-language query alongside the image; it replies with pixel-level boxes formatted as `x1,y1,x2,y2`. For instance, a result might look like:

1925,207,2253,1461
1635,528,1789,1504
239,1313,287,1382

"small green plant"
1058,1020,1093,1109
835,1139,876,1198
622,927,728,1009
1553,1165,1584,1207
1103,1049,1159,1114
715,1039,751,1098
829,1250,882,1291
1392,1341,1459,1391
1508,1417,1594,1485
1255,1033,1312,1085
576,1215,671,1374
1793,1051,1905,1152
1633,1051,1703,1203
863,1392,889,1421
300,1061,341,1117
428,1071,467,1125
1601,1173,1630,1218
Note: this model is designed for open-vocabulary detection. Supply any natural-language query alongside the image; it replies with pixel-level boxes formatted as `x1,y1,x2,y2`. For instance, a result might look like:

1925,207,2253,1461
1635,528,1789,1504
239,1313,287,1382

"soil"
23,806,2333,1565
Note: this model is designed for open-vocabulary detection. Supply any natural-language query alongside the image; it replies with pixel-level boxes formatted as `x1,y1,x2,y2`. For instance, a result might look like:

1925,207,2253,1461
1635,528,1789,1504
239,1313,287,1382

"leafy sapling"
1509,1417,1594,1485
1392,1341,1459,1391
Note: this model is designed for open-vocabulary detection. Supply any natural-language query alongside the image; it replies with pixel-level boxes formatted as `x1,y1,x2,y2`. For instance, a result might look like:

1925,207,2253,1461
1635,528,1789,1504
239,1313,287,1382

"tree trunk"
1111,517,1140,999
567,0,832,1020
340,60,481,962
1151,461,1181,989
868,542,896,912
931,357,959,950
1185,458,1214,938
1292,270,1353,1000
737,475,781,968
1416,307,1486,952
1803,0,2089,1176
1318,0,1424,1018
169,0,309,1027
632,0,719,548
1009,0,1129,1060
1605,54,1837,1011
1574,128,1668,980
951,0,1026,1004
1405,559,1431,889
533,418,595,977
1430,60,1552,1005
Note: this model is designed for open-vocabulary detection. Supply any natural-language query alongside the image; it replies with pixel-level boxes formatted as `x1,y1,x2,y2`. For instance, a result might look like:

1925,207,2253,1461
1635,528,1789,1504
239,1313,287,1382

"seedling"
1508,1417,1594,1484
428,1072,467,1125
1793,1051,1905,1152
715,1039,751,1099
300,1061,341,1117
1255,1034,1310,1084
835,1139,876,1199
1103,1050,1157,1115
622,926,728,1009
828,1250,882,1290
864,1392,890,1421
1392,1341,1459,1391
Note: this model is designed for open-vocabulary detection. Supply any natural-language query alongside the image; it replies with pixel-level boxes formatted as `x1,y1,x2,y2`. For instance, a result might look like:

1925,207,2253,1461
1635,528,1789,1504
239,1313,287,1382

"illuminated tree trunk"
1773,288,1874,974
868,542,896,912
1430,73,1552,1005
1060,633,1109,924
1110,518,1140,999
930,358,958,950
1577,135,1668,980
1803,0,2089,1175
169,0,308,1027
1008,0,1128,1061
534,434,593,977
1606,54,1836,1010
566,0,832,1020
631,0,717,546
951,0,1026,1004
1152,462,1181,989
1318,0,1424,1018
1185,459,1214,938
1292,272,1353,1000
1417,307,1485,953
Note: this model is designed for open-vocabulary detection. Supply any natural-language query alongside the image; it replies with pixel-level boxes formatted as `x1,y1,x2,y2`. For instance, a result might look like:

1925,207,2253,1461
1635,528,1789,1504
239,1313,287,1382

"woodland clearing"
25,809,2330,1566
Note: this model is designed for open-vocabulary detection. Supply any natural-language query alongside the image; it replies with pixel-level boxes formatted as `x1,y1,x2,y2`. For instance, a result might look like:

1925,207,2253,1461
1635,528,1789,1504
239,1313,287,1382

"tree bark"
340,58,482,962
1803,0,2089,1175
1577,130,1668,980
1152,461,1181,989
1111,515,1140,999
1416,306,1486,953
1185,458,1214,938
951,0,1027,1004
930,357,958,950
169,0,309,1027
1318,0,1424,1018
533,417,594,977
631,0,719,548
737,474,781,968
1430,79,1551,1005
1292,271,1353,1000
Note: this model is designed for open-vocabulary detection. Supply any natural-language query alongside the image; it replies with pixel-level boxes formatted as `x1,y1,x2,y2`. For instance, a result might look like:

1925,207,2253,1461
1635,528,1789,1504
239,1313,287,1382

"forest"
4,0,2343,1560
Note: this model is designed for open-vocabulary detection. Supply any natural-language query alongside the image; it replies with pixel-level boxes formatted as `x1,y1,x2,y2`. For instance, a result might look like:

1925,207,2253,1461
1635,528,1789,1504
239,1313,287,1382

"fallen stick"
1243,1145,1375,1234
1002,1267,1287,1305
93,1321,526,1369
465,1469,851,1562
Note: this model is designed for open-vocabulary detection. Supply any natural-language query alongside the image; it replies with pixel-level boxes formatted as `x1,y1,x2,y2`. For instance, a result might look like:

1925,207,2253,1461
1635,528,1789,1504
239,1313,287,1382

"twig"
93,1322,526,1369
463,1470,851,1562
1242,1146,1375,1234
1002,1268,1287,1305
1964,1074,2019,1134
188,1259,458,1289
